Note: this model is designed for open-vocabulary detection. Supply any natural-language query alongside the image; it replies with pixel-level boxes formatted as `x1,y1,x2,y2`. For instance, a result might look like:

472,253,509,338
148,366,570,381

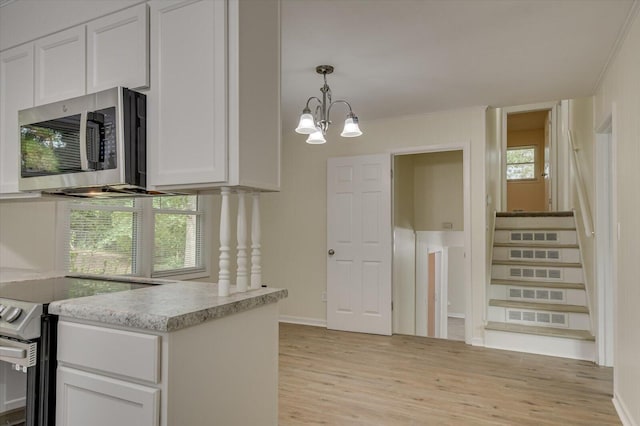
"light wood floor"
279,323,619,425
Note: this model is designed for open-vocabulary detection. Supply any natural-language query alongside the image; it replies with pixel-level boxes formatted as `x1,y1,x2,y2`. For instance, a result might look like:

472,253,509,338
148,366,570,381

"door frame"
501,102,559,212
595,110,617,367
391,142,472,343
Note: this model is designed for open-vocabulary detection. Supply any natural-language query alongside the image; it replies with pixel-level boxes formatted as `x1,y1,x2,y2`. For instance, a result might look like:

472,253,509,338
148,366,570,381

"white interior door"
327,154,392,335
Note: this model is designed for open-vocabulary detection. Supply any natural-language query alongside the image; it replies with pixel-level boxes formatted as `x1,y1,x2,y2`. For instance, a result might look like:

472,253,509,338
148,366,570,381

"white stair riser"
491,264,583,283
488,306,590,330
484,330,595,361
489,286,587,305
494,230,577,245
493,247,580,263
495,216,575,229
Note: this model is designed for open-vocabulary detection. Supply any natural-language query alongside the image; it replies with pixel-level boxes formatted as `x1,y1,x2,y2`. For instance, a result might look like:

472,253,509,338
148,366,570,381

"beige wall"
506,128,546,211
260,106,487,343
413,151,464,231
394,155,415,230
594,7,640,424
0,201,60,272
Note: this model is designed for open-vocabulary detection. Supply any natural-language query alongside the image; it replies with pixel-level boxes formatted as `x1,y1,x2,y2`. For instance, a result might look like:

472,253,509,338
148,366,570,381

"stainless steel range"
0,276,154,426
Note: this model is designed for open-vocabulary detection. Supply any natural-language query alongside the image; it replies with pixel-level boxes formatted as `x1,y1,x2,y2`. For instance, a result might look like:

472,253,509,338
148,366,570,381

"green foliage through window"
67,196,203,276
506,147,536,180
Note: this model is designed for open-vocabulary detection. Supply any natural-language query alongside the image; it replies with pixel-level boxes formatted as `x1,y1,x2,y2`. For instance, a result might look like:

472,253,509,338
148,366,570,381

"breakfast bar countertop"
48,281,287,332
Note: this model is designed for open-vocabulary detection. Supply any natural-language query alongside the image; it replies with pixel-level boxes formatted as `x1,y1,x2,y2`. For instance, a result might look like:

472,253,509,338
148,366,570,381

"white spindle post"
236,190,248,292
250,192,262,289
218,187,231,296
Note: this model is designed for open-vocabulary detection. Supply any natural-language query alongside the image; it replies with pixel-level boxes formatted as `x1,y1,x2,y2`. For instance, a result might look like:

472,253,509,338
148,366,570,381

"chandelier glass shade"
295,65,363,144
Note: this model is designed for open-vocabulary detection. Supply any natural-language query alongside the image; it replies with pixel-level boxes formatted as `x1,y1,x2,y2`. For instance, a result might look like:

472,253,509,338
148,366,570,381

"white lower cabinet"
56,367,159,426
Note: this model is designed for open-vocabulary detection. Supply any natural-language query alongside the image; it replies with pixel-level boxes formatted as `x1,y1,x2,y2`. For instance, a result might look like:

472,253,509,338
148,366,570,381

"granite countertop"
48,281,288,332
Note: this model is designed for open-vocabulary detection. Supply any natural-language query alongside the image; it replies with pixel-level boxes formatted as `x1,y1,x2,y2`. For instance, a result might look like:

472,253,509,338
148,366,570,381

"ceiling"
508,110,548,132
281,0,636,133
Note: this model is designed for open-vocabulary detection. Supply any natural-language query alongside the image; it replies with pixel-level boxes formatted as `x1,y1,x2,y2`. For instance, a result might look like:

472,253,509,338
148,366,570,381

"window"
65,195,207,278
506,146,536,180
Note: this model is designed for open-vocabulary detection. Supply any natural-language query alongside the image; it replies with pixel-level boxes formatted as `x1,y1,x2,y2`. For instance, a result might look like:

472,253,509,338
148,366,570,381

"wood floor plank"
279,323,619,425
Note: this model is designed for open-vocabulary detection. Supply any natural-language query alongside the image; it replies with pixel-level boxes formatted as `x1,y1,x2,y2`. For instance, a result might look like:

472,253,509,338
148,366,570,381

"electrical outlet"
321,291,327,302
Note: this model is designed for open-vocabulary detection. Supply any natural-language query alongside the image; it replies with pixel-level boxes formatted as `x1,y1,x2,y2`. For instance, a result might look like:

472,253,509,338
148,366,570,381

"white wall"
447,246,466,316
0,200,60,272
413,151,464,231
567,97,596,334
593,6,640,425
261,106,486,343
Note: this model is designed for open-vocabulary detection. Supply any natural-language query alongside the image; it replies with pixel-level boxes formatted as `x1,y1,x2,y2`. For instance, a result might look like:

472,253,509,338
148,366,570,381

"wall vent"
508,248,562,261
506,309,568,327
507,287,566,303
510,231,559,242
507,267,563,281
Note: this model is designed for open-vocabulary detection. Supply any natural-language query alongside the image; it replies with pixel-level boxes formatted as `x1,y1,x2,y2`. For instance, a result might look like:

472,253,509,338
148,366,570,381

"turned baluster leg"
250,192,262,289
218,187,231,296
236,190,248,292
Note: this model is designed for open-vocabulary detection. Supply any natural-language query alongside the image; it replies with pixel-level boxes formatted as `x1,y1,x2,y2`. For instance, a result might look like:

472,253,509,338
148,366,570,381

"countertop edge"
48,286,288,332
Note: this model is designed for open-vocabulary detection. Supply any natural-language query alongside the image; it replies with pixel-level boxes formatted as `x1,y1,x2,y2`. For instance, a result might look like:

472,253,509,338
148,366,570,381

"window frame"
57,195,211,280
506,145,537,182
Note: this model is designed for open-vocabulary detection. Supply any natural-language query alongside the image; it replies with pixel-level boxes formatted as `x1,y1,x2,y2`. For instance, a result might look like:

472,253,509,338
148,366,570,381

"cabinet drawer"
57,321,160,383
57,366,159,426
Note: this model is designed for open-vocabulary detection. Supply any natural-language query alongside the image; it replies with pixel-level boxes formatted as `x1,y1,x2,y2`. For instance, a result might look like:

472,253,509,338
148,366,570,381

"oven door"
0,337,38,426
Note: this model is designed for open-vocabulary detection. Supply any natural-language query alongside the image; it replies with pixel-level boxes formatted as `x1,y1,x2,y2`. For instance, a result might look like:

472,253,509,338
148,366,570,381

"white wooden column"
250,192,262,289
218,187,231,296
236,190,248,292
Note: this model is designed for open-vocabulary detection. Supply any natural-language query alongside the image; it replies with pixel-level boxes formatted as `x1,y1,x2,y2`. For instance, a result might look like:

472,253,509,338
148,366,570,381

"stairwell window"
62,195,209,278
506,146,536,180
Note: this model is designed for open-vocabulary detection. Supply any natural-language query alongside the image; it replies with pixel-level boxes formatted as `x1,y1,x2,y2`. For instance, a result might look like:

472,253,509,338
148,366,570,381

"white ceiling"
281,0,636,132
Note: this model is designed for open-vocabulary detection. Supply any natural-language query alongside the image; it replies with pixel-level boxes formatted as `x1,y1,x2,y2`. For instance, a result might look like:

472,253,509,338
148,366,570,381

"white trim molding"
613,392,637,426
279,315,327,328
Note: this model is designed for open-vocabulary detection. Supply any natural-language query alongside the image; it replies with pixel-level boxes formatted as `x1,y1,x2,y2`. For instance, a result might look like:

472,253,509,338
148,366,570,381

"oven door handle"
0,346,26,359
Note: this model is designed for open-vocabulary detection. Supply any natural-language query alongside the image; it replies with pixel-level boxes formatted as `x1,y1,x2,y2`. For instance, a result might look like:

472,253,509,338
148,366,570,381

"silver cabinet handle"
328,249,335,256
0,346,26,359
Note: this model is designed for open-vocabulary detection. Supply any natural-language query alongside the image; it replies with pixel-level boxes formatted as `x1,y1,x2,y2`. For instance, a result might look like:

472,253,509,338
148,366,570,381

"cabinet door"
56,367,159,426
87,4,149,93
35,26,85,105
0,44,35,196
148,0,227,188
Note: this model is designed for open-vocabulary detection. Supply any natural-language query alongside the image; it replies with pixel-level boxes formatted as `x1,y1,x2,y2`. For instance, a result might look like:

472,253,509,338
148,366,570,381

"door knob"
328,249,335,256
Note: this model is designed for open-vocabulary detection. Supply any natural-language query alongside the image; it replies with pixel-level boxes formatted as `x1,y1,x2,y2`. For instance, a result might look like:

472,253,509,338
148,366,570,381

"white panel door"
327,154,392,335
87,3,149,93
0,44,34,195
148,0,227,187
35,26,85,105
56,367,159,426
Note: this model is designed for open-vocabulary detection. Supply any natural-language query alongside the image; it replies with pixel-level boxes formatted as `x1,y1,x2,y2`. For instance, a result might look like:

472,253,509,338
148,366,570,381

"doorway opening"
392,150,466,341
501,102,558,212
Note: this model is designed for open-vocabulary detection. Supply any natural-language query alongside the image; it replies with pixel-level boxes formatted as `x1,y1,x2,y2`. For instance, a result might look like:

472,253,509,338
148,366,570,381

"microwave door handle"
79,111,89,171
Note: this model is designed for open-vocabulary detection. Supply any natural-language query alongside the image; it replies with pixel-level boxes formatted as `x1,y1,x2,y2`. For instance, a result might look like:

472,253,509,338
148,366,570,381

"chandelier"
294,65,363,144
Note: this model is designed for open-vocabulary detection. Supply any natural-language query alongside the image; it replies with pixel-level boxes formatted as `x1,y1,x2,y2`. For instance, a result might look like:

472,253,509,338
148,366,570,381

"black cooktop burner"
0,276,152,304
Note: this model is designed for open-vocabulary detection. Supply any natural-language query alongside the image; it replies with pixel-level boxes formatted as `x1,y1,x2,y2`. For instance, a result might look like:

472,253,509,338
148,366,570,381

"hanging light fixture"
295,65,362,144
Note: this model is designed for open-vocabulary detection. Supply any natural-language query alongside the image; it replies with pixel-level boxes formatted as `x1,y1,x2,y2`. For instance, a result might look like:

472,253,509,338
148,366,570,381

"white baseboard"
448,313,465,319
470,337,484,346
279,315,327,328
613,392,637,426
485,329,595,361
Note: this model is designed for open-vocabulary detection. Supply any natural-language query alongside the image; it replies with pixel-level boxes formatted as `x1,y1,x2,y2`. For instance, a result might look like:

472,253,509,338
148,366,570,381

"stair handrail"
568,130,594,238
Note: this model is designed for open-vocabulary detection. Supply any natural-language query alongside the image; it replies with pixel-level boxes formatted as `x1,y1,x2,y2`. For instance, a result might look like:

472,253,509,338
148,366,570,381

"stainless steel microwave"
18,87,147,196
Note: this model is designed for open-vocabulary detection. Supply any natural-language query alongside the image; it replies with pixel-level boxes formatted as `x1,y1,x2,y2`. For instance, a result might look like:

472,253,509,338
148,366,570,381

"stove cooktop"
0,276,152,304
0,276,154,340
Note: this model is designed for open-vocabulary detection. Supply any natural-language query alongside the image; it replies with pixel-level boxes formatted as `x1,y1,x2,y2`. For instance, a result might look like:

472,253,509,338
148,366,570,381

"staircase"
484,211,595,361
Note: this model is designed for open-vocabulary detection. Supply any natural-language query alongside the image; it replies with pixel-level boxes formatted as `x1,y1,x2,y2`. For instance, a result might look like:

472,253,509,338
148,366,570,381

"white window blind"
65,195,205,277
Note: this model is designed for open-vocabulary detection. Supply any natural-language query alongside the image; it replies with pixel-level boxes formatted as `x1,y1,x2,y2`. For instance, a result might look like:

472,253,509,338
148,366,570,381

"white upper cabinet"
87,4,149,93
0,44,37,198
148,0,227,187
35,26,86,105
148,0,281,192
